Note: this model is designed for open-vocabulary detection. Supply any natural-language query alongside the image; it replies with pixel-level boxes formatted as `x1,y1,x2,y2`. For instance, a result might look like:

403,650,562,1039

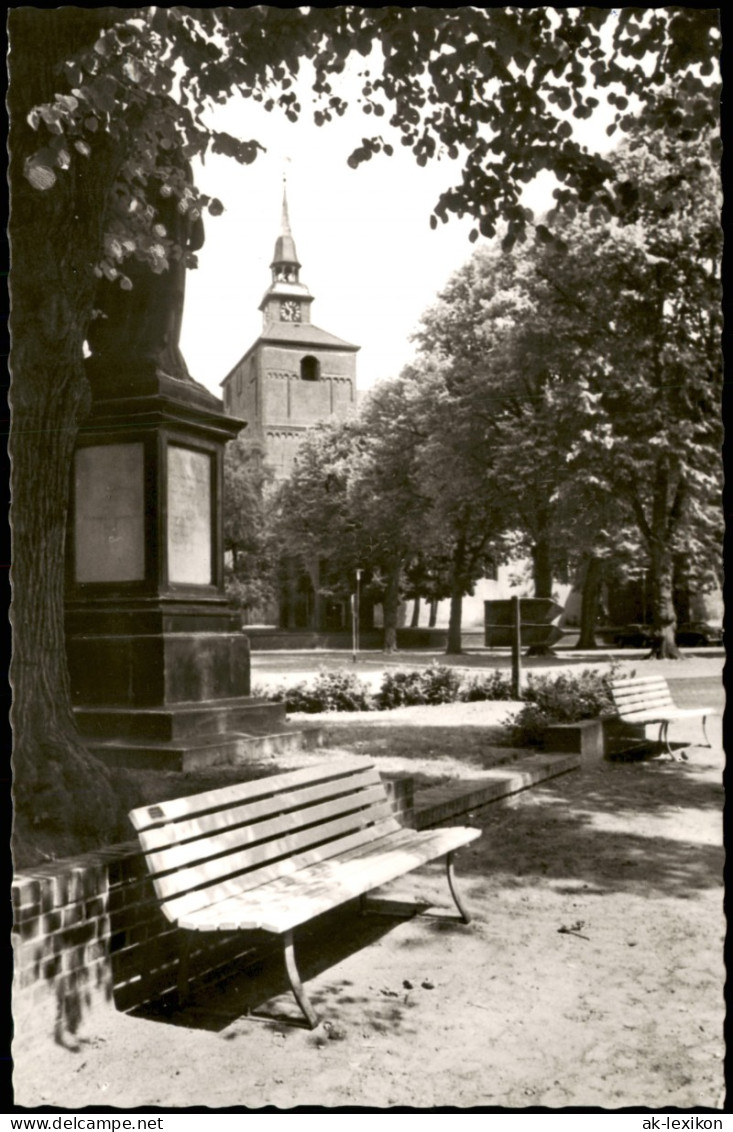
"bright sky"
179,55,615,399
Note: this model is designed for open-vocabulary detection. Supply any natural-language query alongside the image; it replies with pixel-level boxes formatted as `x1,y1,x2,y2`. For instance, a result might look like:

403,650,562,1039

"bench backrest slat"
129,758,406,922
129,759,375,832
137,766,383,853
610,675,676,719
162,816,400,924
144,782,388,877
613,691,675,710
611,683,673,698
150,800,398,903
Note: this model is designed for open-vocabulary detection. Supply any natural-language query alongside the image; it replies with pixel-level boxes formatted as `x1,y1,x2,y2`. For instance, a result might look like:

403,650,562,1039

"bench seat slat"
129,759,376,833
179,825,482,934
143,784,389,876
159,815,404,923
150,801,400,903
619,706,710,723
615,699,675,717
138,767,383,852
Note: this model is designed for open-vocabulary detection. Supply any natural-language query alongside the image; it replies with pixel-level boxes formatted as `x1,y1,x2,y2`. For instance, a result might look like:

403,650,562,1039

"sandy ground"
12,684,725,1111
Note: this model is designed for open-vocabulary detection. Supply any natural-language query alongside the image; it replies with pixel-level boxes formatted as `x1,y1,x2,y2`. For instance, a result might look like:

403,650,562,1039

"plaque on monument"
74,443,145,583
167,445,212,585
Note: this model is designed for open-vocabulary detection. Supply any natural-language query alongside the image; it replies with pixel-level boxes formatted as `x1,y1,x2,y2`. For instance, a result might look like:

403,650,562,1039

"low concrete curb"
411,752,581,829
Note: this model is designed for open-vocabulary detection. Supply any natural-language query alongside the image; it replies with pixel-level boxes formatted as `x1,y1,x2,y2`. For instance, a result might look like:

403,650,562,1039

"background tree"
272,395,426,652
223,439,278,622
413,121,721,657
8,7,720,844
402,553,452,630
272,420,363,632
546,129,722,657
391,361,509,654
350,377,434,651
413,246,599,604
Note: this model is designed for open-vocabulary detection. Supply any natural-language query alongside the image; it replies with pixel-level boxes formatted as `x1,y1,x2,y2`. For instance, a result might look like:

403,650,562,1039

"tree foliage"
223,440,278,619
14,8,720,278
271,419,365,632
413,221,629,602
413,124,722,656
389,362,510,652
557,129,722,656
272,360,512,653
272,390,428,650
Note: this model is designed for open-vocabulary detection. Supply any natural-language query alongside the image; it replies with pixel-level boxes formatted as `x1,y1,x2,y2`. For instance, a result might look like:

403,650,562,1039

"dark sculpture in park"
86,173,204,382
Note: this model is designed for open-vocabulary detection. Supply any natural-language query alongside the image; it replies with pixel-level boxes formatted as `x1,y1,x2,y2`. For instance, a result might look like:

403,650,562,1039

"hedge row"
257,664,616,746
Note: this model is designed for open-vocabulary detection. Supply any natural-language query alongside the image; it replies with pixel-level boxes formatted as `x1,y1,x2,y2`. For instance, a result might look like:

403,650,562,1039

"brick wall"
12,775,415,1048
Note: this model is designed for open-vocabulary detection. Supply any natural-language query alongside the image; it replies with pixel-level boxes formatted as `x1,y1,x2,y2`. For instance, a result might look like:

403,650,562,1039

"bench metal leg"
659,721,688,761
446,852,471,924
282,929,319,1029
177,933,192,1007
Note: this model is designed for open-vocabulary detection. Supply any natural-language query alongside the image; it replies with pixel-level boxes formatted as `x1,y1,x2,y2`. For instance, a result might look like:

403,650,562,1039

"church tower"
221,183,360,479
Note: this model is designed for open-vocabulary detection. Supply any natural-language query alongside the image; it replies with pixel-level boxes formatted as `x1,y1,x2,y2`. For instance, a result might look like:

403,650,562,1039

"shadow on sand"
455,753,723,905
127,897,439,1035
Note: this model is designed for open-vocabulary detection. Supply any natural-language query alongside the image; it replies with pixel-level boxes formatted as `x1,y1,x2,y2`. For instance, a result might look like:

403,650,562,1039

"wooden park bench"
129,758,481,1028
609,674,716,760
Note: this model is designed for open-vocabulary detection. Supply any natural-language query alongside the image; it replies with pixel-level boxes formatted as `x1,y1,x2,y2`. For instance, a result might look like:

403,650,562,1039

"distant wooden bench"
609,675,715,760
129,758,481,1029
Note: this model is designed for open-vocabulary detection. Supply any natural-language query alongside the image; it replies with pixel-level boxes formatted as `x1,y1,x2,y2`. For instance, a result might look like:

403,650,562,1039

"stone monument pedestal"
65,360,305,770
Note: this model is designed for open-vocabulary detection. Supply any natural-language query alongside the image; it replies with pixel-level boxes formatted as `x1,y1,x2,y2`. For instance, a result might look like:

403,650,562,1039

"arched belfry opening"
301,355,320,382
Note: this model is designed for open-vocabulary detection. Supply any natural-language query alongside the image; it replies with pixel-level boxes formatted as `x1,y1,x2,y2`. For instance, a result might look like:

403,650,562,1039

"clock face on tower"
280,300,301,323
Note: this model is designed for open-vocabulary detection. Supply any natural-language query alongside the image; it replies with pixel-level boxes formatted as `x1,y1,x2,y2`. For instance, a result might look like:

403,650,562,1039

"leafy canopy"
18,5,721,288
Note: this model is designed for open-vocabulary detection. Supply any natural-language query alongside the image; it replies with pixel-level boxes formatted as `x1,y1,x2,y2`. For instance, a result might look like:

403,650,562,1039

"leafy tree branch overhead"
16,8,720,263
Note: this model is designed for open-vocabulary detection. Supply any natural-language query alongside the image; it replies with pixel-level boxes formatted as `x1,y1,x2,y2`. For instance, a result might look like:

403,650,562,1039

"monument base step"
85,724,324,771
74,697,286,743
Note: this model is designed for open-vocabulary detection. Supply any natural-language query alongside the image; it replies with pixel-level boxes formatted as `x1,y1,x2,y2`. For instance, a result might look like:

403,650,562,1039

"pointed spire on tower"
281,176,292,235
271,176,300,269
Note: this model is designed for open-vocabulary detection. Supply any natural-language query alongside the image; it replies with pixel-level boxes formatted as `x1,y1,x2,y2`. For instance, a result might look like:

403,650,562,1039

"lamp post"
353,568,362,663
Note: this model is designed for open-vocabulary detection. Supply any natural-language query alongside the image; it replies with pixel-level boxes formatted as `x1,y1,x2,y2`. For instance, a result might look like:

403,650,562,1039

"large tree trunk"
382,559,402,653
577,556,604,649
305,558,321,631
648,540,681,659
639,458,684,659
672,553,691,624
446,581,464,655
445,534,466,655
9,10,138,853
531,536,553,599
410,595,420,628
428,598,438,628
281,559,299,629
